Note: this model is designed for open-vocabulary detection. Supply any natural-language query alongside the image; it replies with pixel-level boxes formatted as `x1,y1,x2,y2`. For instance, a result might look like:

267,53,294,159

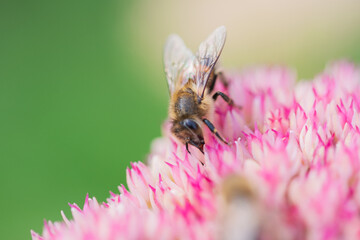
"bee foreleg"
203,118,228,145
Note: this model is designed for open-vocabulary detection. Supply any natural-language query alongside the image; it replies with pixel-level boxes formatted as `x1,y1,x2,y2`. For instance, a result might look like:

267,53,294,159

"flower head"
32,61,360,240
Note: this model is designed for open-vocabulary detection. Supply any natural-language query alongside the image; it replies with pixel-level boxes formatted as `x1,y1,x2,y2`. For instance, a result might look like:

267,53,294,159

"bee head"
171,119,204,153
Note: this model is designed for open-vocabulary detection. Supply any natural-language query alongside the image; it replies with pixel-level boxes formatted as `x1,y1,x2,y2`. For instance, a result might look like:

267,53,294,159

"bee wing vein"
195,26,227,98
163,35,195,94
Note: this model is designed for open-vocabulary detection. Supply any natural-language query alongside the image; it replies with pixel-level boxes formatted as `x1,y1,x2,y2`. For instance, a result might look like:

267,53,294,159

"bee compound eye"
182,119,198,130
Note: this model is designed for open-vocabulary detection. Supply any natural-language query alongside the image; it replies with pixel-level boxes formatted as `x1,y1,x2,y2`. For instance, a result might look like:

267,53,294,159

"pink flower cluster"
32,61,360,240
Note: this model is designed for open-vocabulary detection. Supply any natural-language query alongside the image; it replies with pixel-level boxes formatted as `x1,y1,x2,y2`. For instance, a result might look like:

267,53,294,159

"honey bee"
164,26,236,154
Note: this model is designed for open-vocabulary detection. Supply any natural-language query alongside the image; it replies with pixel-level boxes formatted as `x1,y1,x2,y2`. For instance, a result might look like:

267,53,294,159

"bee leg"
217,71,229,87
203,118,229,145
208,71,228,93
190,140,204,154
212,91,242,109
213,91,233,105
208,72,217,93
185,142,191,155
186,142,205,165
197,145,204,155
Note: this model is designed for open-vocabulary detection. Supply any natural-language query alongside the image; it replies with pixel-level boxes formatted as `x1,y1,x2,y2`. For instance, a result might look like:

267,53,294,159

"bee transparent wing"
164,34,195,94
195,26,227,98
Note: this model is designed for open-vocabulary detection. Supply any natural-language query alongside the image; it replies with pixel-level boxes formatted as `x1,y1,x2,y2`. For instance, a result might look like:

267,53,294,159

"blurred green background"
1,0,360,239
